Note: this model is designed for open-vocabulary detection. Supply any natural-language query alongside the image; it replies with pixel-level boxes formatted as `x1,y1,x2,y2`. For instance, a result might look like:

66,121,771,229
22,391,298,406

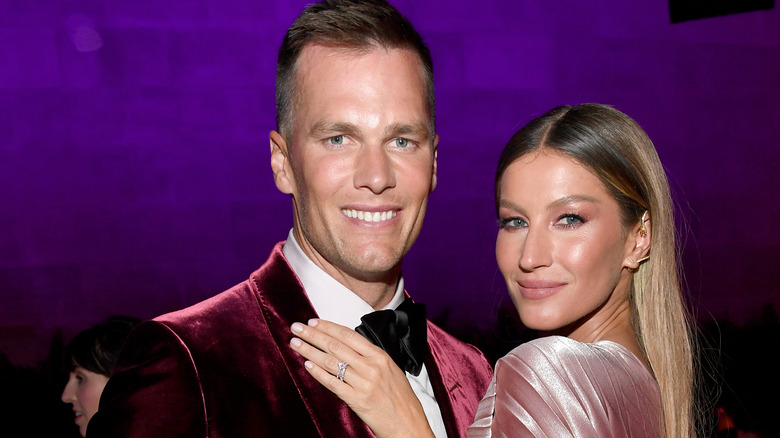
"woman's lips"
516,280,566,299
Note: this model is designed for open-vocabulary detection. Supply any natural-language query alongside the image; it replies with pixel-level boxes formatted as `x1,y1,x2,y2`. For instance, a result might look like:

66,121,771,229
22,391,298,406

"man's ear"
270,130,295,195
624,212,651,270
430,134,439,192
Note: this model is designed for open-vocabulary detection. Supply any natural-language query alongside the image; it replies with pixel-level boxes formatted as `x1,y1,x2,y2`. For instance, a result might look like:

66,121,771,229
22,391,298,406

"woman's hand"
290,319,435,438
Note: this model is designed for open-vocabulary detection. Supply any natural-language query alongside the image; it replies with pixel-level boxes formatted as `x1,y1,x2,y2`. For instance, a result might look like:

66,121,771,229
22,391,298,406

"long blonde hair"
495,103,696,437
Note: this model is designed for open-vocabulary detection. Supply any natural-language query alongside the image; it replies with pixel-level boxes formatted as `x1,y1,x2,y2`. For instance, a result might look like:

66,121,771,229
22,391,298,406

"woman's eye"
558,214,585,227
499,217,527,229
394,138,409,148
328,135,344,145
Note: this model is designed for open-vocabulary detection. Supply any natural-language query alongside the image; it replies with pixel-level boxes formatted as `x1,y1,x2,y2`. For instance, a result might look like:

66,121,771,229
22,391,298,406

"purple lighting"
66,13,103,53
0,0,778,371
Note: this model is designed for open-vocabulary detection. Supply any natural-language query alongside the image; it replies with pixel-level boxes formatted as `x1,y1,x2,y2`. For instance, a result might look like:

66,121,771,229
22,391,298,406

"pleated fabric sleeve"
468,336,662,438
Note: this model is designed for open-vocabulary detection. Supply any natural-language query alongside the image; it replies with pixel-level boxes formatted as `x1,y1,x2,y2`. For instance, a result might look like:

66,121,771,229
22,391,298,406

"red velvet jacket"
88,243,493,437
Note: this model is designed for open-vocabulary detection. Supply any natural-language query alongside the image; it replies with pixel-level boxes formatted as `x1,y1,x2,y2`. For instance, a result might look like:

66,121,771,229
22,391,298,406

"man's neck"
342,277,399,310
282,230,404,315
291,229,403,309
309,259,400,309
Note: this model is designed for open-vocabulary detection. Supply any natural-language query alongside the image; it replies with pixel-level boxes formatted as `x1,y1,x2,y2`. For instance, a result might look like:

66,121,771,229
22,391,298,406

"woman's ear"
270,130,295,195
624,211,651,270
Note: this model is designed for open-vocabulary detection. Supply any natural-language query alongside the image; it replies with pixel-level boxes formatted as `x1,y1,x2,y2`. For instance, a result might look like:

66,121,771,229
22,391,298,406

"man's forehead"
295,43,424,79
294,45,427,106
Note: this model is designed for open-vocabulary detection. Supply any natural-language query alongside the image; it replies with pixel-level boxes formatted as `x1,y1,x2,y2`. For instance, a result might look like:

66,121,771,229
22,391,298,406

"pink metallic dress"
468,336,662,437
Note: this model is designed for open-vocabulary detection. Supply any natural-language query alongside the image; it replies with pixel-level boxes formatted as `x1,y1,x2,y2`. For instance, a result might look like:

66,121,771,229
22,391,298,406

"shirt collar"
282,229,405,330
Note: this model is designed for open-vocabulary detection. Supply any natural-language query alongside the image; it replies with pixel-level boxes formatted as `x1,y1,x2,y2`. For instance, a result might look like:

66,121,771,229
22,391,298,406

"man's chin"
340,251,405,281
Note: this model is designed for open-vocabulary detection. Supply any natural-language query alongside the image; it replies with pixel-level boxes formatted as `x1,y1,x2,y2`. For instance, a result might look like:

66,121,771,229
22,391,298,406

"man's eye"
394,138,409,148
329,135,344,145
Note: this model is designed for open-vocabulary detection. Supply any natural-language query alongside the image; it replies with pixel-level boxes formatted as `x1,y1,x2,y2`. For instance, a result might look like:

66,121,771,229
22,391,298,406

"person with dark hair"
86,1,491,437
61,316,140,437
290,104,699,437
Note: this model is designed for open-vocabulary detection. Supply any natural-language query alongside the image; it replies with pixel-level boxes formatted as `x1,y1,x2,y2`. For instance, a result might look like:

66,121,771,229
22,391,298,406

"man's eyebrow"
307,120,432,140
308,121,360,137
384,122,431,139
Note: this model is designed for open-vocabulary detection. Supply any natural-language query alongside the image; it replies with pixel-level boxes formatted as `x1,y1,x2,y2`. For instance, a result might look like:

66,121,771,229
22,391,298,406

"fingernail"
291,322,303,333
308,319,319,327
304,360,313,369
290,338,302,347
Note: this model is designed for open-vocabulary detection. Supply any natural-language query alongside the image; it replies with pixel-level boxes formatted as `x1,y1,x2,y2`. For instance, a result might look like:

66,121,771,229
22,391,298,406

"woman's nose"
518,226,553,271
61,376,76,403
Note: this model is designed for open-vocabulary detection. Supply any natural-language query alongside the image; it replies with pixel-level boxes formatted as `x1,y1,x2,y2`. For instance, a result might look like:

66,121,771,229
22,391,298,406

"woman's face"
495,150,640,341
61,366,109,437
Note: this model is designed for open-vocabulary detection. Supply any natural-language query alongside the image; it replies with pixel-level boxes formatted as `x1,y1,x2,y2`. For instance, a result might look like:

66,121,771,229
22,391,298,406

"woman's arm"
290,319,435,438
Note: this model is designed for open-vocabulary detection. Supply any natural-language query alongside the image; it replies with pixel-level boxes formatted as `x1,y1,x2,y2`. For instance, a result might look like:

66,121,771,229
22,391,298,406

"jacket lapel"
251,243,374,437
425,324,465,438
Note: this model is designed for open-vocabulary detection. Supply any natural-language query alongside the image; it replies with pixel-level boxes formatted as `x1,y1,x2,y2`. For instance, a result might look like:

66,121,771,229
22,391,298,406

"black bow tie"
355,298,428,376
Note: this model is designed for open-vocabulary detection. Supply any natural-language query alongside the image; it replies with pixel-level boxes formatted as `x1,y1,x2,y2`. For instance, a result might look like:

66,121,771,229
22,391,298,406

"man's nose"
353,144,396,194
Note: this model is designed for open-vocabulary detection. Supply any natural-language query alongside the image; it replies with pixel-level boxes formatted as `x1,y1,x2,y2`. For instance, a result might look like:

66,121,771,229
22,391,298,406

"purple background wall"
2,1,779,367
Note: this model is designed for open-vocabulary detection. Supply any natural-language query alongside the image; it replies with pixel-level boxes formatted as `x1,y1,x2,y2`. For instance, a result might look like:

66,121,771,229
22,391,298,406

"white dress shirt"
283,230,447,437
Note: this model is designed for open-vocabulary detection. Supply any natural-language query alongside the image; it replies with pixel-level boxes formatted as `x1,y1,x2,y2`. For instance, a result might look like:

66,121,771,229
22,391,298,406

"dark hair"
495,103,697,437
275,0,434,138
64,316,141,376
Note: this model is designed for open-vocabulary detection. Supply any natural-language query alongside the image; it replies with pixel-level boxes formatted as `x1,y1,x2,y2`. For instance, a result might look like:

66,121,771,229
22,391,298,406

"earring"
637,255,650,263
640,211,649,237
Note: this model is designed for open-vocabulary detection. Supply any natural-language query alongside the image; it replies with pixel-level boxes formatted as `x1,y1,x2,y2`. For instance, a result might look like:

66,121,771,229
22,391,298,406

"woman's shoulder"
504,335,639,364
497,335,656,392
487,336,662,436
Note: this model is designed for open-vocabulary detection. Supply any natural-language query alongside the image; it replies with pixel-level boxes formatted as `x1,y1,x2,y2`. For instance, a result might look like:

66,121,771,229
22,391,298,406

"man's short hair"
275,0,435,140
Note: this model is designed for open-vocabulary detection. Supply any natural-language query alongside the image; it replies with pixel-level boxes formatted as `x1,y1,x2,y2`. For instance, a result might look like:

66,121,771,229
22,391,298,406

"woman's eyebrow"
498,199,524,213
547,194,599,212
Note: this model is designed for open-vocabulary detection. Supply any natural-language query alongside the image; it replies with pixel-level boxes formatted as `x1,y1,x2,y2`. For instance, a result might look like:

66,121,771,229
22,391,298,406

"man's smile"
341,209,398,223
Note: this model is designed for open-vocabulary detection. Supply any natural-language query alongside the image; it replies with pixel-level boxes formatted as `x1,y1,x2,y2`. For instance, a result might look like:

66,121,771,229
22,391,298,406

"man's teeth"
342,209,397,222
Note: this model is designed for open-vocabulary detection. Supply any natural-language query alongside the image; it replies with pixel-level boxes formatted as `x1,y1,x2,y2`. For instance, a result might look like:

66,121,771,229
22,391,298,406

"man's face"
271,45,437,290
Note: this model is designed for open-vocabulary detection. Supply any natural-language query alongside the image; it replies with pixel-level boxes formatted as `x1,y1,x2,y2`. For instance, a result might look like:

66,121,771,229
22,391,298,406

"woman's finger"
290,319,410,385
298,353,361,400
290,321,365,363
289,320,434,438
290,320,390,376
289,333,365,385
289,321,405,395
297,336,432,438
304,319,383,356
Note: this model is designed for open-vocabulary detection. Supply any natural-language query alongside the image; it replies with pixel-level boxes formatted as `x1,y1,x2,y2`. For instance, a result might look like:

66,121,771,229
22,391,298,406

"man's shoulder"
155,278,257,328
120,278,264,361
154,241,293,330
